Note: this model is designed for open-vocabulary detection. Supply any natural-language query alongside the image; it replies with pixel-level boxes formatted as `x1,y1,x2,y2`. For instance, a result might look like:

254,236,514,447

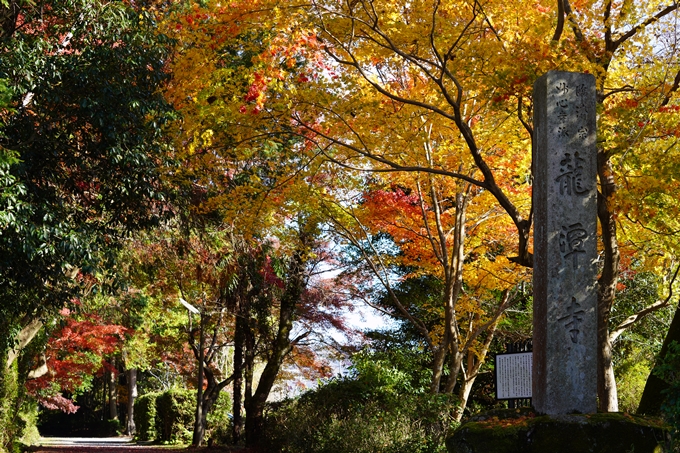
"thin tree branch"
661,69,680,107
611,4,680,53
292,111,488,188
610,264,680,343
601,84,636,99
462,288,515,351
552,0,566,42
517,95,533,137
326,202,435,346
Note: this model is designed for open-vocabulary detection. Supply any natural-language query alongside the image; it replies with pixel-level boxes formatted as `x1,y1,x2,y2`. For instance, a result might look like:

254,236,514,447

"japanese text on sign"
496,352,532,399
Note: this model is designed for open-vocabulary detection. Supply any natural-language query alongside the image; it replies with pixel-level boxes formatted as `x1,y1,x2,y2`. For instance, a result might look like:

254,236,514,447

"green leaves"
0,0,175,336
0,78,11,108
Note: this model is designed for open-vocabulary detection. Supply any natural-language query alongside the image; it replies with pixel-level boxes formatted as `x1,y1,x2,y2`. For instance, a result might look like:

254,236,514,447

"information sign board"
495,352,532,400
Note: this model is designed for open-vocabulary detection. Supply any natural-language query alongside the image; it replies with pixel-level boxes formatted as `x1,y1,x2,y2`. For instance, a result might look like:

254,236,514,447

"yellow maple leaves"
151,0,680,412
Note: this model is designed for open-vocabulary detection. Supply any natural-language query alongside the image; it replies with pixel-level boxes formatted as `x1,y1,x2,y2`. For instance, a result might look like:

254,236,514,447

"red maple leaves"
26,311,128,413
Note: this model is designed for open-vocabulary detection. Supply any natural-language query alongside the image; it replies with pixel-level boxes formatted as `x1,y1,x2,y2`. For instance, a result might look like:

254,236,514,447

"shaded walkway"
39,437,135,447
30,437,247,453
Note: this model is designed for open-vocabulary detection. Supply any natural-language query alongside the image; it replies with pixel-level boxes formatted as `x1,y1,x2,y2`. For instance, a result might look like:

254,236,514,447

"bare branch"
475,0,503,43
610,264,680,343
601,84,636,99
563,0,587,43
463,288,515,351
562,0,598,63
624,212,680,236
611,4,680,52
517,96,533,137
292,111,488,187
604,0,613,50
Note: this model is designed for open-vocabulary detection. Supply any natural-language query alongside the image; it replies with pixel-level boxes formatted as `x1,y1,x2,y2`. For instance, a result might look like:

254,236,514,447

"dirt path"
32,447,185,453
30,448,244,453
29,437,249,453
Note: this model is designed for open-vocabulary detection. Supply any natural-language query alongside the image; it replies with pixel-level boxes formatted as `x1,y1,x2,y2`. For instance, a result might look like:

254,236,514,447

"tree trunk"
245,242,307,446
432,189,467,394
199,392,219,445
454,374,476,422
638,302,680,415
193,364,230,447
187,311,235,447
597,327,618,411
596,152,620,412
429,346,448,393
453,321,500,420
192,314,206,446
6,318,42,368
243,324,255,436
232,309,245,444
443,349,464,394
125,369,137,435
108,357,118,421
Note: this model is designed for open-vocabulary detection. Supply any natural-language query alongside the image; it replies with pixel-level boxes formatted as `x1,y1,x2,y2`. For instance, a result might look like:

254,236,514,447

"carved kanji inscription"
559,297,585,344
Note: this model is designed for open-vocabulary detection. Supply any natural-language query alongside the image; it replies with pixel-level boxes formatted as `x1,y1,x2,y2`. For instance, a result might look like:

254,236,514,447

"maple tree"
118,225,236,445
179,0,680,412
326,168,529,419
148,5,355,445
123,213,347,446
157,0,331,239
157,0,524,421
25,308,128,415
158,0,536,420
85,282,160,435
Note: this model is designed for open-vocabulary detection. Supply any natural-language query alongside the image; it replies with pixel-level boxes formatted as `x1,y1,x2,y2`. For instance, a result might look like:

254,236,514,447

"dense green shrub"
1,351,40,453
0,359,20,453
262,350,457,453
263,382,456,453
613,272,671,414
134,391,161,441
155,387,195,444
616,357,651,414
134,388,231,445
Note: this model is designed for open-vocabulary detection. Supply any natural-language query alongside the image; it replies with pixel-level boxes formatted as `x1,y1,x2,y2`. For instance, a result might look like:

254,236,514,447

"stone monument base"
447,408,668,453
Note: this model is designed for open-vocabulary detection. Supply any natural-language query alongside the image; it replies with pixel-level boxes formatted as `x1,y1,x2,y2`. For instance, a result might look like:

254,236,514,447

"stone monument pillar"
532,71,598,414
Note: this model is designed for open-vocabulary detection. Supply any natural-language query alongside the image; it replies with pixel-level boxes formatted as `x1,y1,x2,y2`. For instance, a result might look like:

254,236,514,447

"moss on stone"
447,409,669,453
